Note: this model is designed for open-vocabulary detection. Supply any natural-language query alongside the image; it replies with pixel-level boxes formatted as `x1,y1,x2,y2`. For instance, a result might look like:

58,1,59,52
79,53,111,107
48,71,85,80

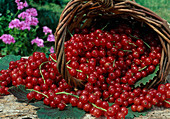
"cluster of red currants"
0,52,63,96
131,84,170,112
0,51,169,119
64,26,161,86
0,24,170,119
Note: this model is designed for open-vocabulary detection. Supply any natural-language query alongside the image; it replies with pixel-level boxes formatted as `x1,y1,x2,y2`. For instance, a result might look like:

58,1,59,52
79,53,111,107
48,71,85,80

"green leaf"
8,85,30,102
0,42,5,47
14,47,20,53
1,48,8,56
0,55,21,70
31,101,86,119
108,102,114,106
134,65,159,88
125,107,150,119
30,101,50,109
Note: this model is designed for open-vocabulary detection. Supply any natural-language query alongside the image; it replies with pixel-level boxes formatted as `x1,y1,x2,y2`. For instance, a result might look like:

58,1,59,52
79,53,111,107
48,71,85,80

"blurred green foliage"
135,0,170,23
0,10,13,54
28,0,69,6
0,0,70,56
27,0,70,33
0,0,17,15
0,10,13,36
0,0,70,36
0,0,169,36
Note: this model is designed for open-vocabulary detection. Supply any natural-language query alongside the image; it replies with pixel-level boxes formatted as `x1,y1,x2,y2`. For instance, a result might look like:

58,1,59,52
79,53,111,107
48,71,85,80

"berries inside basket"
54,0,170,89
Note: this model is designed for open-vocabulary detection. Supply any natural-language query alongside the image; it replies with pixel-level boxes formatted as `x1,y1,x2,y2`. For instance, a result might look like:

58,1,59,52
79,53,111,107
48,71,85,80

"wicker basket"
54,0,170,89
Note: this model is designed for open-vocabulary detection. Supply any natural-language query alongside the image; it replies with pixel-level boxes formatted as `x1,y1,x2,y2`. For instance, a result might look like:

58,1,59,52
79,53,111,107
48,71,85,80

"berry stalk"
39,61,50,84
27,89,49,98
55,91,79,98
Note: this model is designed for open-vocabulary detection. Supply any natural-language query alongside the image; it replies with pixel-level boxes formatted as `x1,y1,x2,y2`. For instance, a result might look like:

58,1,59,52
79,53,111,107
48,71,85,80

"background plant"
0,0,70,34
27,0,70,33
135,0,170,23
0,0,56,56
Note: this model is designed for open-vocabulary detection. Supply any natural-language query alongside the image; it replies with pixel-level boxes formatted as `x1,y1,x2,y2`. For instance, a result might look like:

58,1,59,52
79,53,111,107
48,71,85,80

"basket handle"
90,0,131,7
91,0,114,7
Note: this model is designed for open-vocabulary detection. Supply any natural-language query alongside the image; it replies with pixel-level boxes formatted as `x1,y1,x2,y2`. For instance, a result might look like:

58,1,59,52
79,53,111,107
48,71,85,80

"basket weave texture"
55,0,170,88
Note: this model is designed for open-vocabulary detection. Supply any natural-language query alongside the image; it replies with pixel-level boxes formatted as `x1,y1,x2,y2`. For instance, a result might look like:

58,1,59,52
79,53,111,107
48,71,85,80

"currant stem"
39,61,50,84
143,41,151,49
129,34,139,39
49,55,57,63
66,60,71,64
105,94,113,100
138,66,147,71
122,50,132,52
129,34,151,49
55,91,107,112
27,89,49,98
67,66,83,72
67,29,73,37
49,55,82,73
128,42,137,47
112,59,116,67
91,103,107,112
86,74,89,79
55,91,79,98
50,55,82,73
67,66,72,70
76,69,83,72
101,22,109,31
164,100,170,104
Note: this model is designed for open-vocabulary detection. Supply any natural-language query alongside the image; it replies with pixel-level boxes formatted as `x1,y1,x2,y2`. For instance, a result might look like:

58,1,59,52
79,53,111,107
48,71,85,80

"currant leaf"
125,107,150,119
134,65,159,88
0,55,21,70
30,101,51,108
31,101,86,119
8,85,30,102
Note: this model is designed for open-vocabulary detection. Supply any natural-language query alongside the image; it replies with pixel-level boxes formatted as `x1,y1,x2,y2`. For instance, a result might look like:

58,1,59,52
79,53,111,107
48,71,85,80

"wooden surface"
0,94,170,119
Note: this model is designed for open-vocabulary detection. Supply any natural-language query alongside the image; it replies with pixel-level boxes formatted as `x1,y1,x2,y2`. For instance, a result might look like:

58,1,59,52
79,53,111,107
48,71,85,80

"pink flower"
19,21,31,31
30,17,39,26
31,37,44,47
25,16,39,26
17,2,24,10
18,10,39,26
49,46,54,53
9,18,32,31
15,0,20,3
43,26,52,35
25,16,31,24
16,1,28,10
23,1,28,7
18,12,30,19
26,8,38,17
9,19,21,29
0,34,15,44
47,34,55,42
